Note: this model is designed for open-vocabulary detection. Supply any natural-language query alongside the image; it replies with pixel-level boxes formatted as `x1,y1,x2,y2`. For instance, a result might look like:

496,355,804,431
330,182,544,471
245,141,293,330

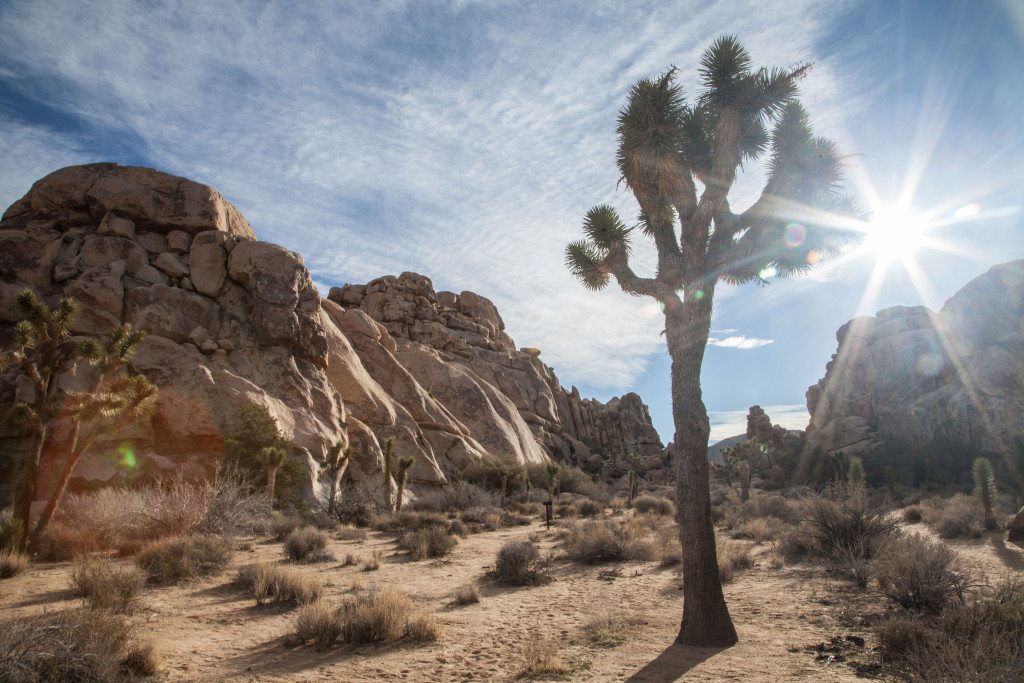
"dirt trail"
0,519,910,682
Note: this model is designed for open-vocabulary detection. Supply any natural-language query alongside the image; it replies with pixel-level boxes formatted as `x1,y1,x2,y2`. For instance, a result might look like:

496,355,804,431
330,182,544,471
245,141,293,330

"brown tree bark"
666,287,738,647
266,468,278,510
13,424,48,552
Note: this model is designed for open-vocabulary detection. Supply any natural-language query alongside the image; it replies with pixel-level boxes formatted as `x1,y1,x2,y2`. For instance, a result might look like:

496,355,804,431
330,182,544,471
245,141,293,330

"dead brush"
236,562,324,607
562,518,658,564
717,537,754,584
0,550,27,579
398,526,457,560
874,534,970,613
283,526,333,563
493,540,549,586
520,636,569,678
135,533,232,584
452,583,481,605
70,555,146,612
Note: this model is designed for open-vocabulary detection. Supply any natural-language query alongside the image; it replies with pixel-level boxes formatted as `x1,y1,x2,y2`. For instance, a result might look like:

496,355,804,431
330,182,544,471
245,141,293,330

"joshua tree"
627,469,639,507
847,456,866,489
973,457,998,530
545,462,560,504
498,463,516,508
382,437,396,508
322,441,350,514
259,445,289,509
565,36,859,646
394,456,415,512
736,461,751,503
2,291,81,551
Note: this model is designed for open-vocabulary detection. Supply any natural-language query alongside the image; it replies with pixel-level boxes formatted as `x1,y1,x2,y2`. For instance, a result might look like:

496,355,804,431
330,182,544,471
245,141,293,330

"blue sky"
1,0,1022,444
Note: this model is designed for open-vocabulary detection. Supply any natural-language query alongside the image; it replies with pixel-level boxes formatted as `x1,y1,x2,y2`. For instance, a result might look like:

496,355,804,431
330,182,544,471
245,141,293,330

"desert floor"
2,515,1021,682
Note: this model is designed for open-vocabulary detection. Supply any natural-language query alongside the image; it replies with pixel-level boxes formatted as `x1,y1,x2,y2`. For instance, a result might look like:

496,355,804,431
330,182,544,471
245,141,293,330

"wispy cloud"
0,0,857,390
708,403,809,443
708,335,775,349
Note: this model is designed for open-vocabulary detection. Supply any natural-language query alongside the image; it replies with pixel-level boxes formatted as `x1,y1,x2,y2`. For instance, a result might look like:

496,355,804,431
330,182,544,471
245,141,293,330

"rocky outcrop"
0,164,663,505
803,260,1024,464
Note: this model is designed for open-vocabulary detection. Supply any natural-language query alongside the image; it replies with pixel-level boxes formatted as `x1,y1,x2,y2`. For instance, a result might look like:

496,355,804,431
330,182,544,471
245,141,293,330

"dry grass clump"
0,550,27,579
452,583,481,605
901,505,924,523
363,551,382,571
876,577,1024,680
632,495,674,516
70,556,146,612
283,526,333,563
562,518,657,564
407,481,496,513
335,525,368,542
582,611,646,647
508,500,545,517
494,540,549,586
724,492,800,528
577,499,603,517
294,588,441,648
237,562,324,607
0,608,159,680
399,526,458,560
135,533,232,584
717,538,754,583
931,494,984,539
459,506,505,530
271,512,304,541
732,516,786,543
520,637,569,678
874,533,970,613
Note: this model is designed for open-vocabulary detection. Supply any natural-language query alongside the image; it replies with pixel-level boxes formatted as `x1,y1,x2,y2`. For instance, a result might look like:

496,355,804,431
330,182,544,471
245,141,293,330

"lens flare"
806,250,821,265
693,289,704,300
952,203,980,220
118,444,138,469
784,223,806,248
758,266,777,280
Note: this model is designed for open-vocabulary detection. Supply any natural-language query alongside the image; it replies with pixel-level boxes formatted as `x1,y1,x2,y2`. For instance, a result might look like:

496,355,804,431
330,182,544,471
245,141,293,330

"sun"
864,206,928,261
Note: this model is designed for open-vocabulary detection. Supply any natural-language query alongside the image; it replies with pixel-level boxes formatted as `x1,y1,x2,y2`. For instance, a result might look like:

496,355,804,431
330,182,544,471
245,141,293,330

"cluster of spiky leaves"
565,35,862,298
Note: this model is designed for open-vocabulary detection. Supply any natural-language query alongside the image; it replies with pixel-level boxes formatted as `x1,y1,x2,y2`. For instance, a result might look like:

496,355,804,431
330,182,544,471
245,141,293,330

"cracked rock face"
802,260,1024,464
0,164,664,506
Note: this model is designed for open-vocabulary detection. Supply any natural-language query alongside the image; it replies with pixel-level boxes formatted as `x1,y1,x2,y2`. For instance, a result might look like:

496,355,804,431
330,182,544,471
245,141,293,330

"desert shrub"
875,534,970,613
0,551,27,579
717,538,754,583
732,516,785,543
933,494,984,539
120,643,162,677
271,512,304,541
221,402,307,512
304,510,338,531
408,481,497,513
582,612,645,647
399,526,457,560
334,482,389,527
70,556,146,612
725,492,800,528
198,464,269,536
338,587,412,644
363,551,382,571
33,520,102,561
901,505,924,523
494,540,547,586
295,601,342,651
283,526,332,563
452,583,480,605
237,562,324,607
632,495,674,516
577,499,602,517
508,500,545,517
556,502,579,518
562,518,657,564
527,462,605,500
136,533,232,584
404,613,443,642
335,525,368,542
458,506,504,530
777,524,814,564
520,637,568,678
500,511,533,527
800,484,899,581
0,513,23,552
372,510,446,533
0,608,158,681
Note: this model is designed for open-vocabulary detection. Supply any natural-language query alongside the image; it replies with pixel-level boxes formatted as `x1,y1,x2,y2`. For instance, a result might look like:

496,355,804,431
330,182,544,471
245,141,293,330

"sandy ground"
2,515,1021,682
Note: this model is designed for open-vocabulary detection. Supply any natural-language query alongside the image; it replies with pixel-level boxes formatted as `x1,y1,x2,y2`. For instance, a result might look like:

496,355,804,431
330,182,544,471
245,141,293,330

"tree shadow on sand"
626,642,729,682
989,534,1024,571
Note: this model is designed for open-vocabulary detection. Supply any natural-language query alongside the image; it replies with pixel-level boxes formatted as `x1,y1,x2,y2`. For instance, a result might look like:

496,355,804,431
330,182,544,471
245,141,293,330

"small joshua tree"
847,456,866,489
627,470,639,507
545,463,560,505
394,456,415,513
736,461,751,503
381,437,396,509
322,441,350,514
259,446,290,510
973,457,998,530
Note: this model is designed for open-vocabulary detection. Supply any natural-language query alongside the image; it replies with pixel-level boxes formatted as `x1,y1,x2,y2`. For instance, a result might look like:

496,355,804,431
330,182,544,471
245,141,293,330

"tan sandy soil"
10,513,1019,682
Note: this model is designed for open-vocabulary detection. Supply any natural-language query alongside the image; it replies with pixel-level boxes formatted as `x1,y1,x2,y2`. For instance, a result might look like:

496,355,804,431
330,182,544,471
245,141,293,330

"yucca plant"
846,456,866,489
564,36,861,646
259,446,290,509
972,457,998,530
321,441,350,514
394,456,415,513
545,463,560,505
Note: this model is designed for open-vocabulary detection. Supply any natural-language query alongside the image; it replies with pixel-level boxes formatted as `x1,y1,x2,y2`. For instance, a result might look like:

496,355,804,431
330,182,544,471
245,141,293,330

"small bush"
508,501,545,517
0,550,27,579
778,525,814,564
875,534,969,613
717,538,754,583
70,556,146,612
372,510,448,533
33,521,101,561
136,534,232,584
582,611,645,647
562,519,657,564
283,526,332,563
198,464,269,536
452,583,480,605
632,495,674,516
0,514,23,552
0,608,158,680
494,540,547,586
271,512,304,541
121,643,162,677
339,587,412,644
800,484,898,581
304,510,338,531
577,500,602,517
725,493,800,527
237,562,324,607
408,481,496,513
732,516,785,543
459,506,504,530
556,502,579,519
295,601,341,651
520,637,569,678
902,506,924,523
404,613,443,642
334,482,389,527
363,551,382,571
336,525,368,542
934,494,984,540
399,526,457,560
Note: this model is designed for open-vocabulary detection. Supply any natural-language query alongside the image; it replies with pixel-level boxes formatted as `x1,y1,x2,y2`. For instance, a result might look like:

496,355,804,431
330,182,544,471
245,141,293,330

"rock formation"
0,163,663,506
802,260,1024,466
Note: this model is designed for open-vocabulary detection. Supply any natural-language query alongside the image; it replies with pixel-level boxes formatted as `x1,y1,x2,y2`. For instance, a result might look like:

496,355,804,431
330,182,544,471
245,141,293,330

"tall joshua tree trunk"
13,424,48,552
666,290,736,645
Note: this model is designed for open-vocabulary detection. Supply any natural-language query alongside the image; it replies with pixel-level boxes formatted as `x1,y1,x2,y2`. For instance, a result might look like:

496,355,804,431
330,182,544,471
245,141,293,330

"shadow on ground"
626,642,729,682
